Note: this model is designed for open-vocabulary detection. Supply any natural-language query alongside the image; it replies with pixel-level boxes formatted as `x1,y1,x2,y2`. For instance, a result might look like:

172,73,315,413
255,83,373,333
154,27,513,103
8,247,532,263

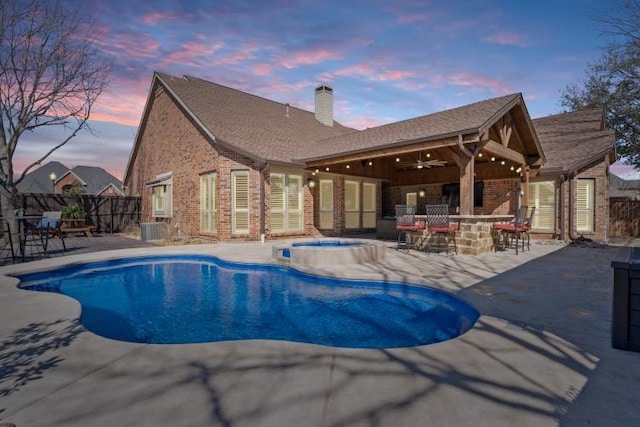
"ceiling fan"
397,152,447,170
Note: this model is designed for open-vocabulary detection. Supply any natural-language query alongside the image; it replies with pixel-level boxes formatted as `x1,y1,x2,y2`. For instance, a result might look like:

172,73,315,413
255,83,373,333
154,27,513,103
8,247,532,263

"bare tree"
0,0,111,218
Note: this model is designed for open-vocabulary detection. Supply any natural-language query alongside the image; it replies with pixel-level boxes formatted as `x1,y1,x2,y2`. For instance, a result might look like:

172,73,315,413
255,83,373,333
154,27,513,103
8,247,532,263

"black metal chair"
22,212,66,260
395,205,424,252
424,204,459,254
493,205,528,254
0,219,15,263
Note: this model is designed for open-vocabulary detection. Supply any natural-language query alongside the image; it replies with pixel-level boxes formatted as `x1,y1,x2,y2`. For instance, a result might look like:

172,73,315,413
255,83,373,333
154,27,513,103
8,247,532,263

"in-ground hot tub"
273,239,385,266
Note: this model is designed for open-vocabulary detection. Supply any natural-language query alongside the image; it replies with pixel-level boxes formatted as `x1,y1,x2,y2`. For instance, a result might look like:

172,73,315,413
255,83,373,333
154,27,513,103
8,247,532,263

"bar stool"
395,205,424,252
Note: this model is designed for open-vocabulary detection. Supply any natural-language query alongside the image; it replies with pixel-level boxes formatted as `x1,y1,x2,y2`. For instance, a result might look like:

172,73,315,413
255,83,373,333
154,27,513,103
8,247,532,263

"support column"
456,135,475,215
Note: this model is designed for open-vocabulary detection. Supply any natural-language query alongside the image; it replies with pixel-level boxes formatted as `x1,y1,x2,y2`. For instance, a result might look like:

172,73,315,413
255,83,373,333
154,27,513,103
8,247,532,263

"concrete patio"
0,237,638,426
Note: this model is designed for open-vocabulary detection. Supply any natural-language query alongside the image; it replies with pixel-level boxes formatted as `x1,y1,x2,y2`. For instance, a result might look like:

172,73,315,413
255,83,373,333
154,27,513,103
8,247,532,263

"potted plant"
61,204,85,219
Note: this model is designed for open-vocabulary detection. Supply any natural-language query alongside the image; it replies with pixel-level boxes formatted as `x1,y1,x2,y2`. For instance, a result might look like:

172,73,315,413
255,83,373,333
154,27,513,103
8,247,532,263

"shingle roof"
156,73,357,164
533,109,615,173
17,161,69,193
17,162,123,195
70,166,124,194
300,93,525,161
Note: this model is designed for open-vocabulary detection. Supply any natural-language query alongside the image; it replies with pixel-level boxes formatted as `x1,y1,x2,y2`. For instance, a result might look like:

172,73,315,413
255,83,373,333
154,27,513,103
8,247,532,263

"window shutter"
319,179,334,229
232,171,249,234
270,173,285,232
529,181,555,230
576,179,594,232
287,175,303,231
362,182,376,228
345,180,360,229
200,173,217,233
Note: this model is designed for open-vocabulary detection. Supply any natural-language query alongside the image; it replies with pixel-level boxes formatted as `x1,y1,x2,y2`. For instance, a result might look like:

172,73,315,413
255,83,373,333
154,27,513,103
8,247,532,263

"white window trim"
529,180,555,231
362,182,376,229
576,179,595,233
200,172,217,233
319,179,334,230
232,170,250,235
270,172,303,233
345,180,360,229
147,172,173,218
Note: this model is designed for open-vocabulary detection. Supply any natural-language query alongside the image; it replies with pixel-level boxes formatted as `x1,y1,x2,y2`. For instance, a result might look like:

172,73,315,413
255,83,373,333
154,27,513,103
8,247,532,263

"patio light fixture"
346,164,350,169
418,188,426,198
368,160,373,166
500,160,506,165
491,156,496,161
49,172,57,193
307,178,316,188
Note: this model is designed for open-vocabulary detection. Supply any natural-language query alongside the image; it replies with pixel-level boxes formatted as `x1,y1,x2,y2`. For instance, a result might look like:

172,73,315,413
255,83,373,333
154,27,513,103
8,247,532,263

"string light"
395,157,400,162
478,152,483,158
368,160,373,166
500,160,506,165
491,157,496,162
346,164,350,169
325,167,330,171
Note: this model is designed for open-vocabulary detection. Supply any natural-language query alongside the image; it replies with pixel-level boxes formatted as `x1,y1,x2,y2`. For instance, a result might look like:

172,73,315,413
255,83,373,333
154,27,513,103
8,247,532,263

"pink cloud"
320,64,415,84
397,13,430,24
448,72,512,94
482,32,528,47
341,115,391,130
140,11,184,25
251,63,273,76
279,49,342,69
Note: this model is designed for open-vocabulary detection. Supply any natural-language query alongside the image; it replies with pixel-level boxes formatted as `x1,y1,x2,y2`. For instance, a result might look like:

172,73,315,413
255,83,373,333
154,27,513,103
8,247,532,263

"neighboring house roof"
154,72,357,164
610,163,640,199
70,165,124,195
16,161,69,194
17,162,124,195
299,92,542,163
533,109,616,174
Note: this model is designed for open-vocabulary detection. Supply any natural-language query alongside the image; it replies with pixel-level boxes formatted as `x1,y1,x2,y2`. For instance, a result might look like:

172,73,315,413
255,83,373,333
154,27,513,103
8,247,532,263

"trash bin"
611,247,640,352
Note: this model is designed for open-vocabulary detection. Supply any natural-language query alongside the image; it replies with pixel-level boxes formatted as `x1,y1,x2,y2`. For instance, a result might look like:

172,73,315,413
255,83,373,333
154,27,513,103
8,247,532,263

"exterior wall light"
307,178,316,188
418,188,426,198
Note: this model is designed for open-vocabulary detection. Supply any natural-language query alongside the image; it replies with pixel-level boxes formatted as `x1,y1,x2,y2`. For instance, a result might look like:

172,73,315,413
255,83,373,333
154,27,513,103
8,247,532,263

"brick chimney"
314,85,333,127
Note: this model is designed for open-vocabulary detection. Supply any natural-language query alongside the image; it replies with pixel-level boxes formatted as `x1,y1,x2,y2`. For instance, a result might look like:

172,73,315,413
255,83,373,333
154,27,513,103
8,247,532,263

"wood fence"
610,198,640,238
16,193,141,234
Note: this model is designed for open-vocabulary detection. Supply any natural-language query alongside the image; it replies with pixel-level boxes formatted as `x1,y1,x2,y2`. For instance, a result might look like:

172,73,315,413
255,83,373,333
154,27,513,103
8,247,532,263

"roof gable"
533,109,615,173
155,72,356,164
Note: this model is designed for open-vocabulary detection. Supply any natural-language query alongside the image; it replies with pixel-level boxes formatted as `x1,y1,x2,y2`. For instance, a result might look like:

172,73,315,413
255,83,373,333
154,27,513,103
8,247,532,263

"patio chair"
493,205,528,254
22,211,66,260
395,205,425,252
0,219,15,263
424,204,460,254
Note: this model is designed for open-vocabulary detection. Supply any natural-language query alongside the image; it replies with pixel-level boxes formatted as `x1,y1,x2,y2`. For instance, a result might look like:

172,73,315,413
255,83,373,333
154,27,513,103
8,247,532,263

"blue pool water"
17,255,479,348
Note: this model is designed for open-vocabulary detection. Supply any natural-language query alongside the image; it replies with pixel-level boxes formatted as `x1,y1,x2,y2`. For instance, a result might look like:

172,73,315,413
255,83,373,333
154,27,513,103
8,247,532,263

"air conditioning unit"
140,222,165,241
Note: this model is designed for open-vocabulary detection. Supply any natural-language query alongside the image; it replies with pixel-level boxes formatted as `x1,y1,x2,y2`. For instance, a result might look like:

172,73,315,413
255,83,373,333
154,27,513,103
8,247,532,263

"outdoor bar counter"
377,214,513,255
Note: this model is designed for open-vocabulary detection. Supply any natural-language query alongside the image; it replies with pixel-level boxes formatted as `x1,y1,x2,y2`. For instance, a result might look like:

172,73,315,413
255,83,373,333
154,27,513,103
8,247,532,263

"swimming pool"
17,255,479,348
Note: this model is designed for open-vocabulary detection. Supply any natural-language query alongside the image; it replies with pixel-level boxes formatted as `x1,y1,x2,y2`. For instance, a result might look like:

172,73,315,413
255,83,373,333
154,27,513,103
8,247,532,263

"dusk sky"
17,0,618,180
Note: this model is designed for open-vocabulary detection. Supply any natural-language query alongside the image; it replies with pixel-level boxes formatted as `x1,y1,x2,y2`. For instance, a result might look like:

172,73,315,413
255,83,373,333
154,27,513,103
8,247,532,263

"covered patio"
301,93,545,254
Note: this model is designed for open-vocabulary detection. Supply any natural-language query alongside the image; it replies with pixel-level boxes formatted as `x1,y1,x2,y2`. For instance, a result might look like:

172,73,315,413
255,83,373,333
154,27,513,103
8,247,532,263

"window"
270,173,303,233
232,170,249,234
345,180,360,229
200,172,217,233
442,182,483,210
529,181,555,231
363,182,376,228
319,179,334,229
148,172,172,218
576,179,595,232
406,192,417,208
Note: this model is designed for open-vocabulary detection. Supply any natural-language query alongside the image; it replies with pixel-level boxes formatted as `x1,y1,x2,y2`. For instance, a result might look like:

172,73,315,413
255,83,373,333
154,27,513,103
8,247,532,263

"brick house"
124,72,616,243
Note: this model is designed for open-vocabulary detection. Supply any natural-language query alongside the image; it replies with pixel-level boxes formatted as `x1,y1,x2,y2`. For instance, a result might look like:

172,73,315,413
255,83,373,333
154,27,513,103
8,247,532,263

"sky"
15,0,619,181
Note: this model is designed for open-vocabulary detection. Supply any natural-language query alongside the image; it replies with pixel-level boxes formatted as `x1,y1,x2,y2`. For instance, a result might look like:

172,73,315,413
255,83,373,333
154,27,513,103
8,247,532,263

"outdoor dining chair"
492,205,529,254
395,204,425,252
424,204,460,254
22,211,66,260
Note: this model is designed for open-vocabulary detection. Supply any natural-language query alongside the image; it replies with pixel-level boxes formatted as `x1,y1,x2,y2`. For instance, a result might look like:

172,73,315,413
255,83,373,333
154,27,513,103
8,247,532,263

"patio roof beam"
483,140,526,166
304,137,461,168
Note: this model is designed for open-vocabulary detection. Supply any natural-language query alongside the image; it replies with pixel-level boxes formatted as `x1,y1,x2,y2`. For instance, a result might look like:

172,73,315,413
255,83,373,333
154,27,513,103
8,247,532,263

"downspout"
259,162,269,244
